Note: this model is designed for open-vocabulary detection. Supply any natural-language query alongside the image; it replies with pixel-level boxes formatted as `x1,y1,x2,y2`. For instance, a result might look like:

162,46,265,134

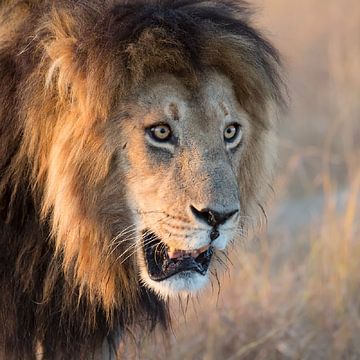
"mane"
0,0,283,358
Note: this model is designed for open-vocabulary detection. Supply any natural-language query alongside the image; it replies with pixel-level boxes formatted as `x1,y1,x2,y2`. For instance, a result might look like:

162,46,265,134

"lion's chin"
138,231,213,298
140,269,210,298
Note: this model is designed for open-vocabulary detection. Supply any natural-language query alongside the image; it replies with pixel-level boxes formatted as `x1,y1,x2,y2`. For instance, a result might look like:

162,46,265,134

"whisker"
114,216,169,265
118,236,158,265
215,256,229,272
257,202,268,226
109,215,169,259
114,233,156,266
108,230,139,256
214,269,221,305
108,230,153,268
111,223,138,238
136,210,169,216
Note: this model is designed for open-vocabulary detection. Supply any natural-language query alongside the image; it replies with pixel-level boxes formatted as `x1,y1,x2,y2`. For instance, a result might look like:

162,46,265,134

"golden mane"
0,1,283,358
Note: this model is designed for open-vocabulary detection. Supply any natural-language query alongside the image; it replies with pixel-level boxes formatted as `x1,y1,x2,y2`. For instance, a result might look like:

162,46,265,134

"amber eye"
149,124,172,142
224,124,240,142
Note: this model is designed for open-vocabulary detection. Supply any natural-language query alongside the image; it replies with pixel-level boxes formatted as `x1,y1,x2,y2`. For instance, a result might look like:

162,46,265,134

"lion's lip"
142,231,213,282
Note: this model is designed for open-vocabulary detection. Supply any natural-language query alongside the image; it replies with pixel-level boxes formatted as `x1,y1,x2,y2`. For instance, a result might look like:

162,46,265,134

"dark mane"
0,1,283,358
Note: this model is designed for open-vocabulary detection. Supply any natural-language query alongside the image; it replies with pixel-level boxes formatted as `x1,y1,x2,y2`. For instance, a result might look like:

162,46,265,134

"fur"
0,0,283,358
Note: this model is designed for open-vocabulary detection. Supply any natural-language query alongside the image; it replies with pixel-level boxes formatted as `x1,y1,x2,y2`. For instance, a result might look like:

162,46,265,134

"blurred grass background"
121,0,360,358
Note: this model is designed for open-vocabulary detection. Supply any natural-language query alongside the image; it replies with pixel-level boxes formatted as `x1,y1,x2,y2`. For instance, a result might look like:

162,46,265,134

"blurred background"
122,0,360,358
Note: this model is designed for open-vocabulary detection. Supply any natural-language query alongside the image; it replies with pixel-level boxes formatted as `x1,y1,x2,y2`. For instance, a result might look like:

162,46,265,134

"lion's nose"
190,205,239,227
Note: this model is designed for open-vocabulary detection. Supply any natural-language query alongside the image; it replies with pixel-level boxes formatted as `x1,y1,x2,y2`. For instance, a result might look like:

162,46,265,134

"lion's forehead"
136,71,245,128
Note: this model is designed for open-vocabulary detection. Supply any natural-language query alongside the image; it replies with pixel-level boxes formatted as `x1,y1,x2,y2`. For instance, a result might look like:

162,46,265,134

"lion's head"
34,0,282,307
1,0,283,328
120,70,277,297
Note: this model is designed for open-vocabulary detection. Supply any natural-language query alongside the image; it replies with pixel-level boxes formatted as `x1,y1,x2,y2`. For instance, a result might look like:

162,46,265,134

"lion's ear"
43,9,83,102
42,8,115,121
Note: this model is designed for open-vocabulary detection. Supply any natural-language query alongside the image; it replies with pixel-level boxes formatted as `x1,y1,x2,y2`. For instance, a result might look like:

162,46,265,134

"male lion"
0,0,283,358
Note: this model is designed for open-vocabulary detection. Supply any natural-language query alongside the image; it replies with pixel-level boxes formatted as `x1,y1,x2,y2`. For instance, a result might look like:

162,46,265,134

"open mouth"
142,231,214,282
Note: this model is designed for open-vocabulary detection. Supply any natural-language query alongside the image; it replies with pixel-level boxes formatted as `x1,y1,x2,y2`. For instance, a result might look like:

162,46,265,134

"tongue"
165,256,207,275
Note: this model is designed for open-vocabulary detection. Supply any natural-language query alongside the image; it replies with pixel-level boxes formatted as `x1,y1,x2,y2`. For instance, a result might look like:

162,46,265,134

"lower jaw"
142,268,211,296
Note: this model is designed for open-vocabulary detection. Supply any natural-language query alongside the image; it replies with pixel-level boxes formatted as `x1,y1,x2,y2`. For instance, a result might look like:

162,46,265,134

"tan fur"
0,0,283,313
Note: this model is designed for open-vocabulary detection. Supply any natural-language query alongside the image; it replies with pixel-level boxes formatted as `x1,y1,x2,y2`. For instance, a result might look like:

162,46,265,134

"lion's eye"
149,124,172,142
224,124,240,142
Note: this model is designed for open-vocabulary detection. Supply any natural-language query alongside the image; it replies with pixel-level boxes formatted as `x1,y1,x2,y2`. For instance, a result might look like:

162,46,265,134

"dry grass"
120,0,360,358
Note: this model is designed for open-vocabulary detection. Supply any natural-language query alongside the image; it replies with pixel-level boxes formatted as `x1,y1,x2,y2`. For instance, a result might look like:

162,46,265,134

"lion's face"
118,71,252,297
0,0,283,330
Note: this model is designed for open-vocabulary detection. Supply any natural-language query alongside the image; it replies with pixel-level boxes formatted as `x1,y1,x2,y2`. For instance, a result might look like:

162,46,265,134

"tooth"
167,248,176,258
168,248,184,259
167,245,210,259
199,245,209,253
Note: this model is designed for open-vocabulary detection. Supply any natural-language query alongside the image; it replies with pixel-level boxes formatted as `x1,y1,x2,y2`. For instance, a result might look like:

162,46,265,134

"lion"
0,0,284,358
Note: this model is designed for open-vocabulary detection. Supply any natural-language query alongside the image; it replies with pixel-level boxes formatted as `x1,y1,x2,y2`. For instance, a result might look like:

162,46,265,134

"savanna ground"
120,1,360,359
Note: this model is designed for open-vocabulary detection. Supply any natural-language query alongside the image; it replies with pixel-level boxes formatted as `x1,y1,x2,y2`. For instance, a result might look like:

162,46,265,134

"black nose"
190,206,238,227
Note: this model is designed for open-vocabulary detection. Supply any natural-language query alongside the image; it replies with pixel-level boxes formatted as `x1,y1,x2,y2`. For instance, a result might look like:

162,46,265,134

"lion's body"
0,1,283,359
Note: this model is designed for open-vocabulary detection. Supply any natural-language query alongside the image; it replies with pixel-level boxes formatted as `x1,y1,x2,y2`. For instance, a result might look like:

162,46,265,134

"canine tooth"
168,248,182,259
167,251,176,259
198,245,209,253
